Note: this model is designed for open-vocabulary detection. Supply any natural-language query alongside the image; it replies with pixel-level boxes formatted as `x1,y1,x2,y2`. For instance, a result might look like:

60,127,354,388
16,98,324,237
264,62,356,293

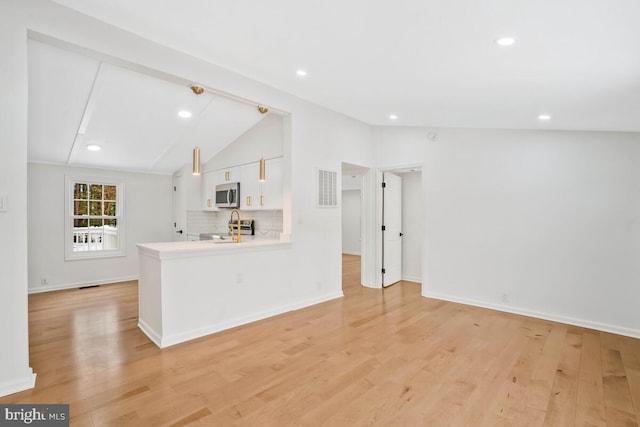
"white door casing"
173,174,186,241
382,172,402,286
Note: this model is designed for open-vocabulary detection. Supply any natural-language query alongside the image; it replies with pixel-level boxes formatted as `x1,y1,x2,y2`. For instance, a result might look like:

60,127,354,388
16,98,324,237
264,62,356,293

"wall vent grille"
317,169,337,207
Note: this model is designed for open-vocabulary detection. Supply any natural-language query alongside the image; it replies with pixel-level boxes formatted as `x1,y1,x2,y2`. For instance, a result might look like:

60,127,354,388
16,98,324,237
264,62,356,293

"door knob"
176,230,183,234
399,232,404,237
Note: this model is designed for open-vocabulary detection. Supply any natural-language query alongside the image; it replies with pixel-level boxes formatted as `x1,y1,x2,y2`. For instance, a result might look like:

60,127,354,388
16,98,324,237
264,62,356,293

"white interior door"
382,172,402,286
173,174,186,241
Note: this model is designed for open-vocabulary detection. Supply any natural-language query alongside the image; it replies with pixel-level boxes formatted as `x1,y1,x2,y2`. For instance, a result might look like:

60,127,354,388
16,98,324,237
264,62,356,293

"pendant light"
259,158,266,182
257,105,268,182
190,85,204,175
192,146,201,175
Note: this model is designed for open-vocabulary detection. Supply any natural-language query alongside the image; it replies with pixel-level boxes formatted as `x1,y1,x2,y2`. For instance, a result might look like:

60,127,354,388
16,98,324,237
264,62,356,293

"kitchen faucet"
229,209,241,243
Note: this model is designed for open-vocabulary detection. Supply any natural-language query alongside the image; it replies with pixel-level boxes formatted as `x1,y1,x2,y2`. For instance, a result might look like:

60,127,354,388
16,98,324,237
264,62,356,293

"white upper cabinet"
240,162,260,210
201,171,218,211
202,166,241,211
200,114,285,211
260,157,283,210
239,158,283,211
216,166,240,183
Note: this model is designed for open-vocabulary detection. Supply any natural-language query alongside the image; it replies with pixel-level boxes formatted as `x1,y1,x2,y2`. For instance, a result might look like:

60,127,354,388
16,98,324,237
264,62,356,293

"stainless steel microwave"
215,182,240,208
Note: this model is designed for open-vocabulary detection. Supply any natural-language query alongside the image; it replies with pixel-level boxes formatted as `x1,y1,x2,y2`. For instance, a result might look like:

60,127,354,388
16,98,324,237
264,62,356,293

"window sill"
65,249,126,261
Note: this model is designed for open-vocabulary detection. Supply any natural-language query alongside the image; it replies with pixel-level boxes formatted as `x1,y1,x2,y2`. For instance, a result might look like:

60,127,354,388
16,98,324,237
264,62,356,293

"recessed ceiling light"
538,114,552,121
389,114,398,120
86,144,102,151
296,69,308,77
178,110,192,119
495,37,516,46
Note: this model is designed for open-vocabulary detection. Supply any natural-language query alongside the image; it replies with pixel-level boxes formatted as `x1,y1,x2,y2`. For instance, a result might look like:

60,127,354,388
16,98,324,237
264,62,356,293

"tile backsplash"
186,211,218,234
187,210,283,235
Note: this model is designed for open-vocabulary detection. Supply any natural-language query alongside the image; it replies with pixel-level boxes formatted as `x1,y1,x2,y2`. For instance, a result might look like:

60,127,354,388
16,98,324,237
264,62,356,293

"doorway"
340,163,423,290
378,166,423,288
382,172,402,287
341,162,368,290
172,173,186,241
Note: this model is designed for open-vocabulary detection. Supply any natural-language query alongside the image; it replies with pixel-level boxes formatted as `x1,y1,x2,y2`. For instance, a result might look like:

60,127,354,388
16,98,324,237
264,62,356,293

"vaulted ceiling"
28,40,266,174
50,0,640,132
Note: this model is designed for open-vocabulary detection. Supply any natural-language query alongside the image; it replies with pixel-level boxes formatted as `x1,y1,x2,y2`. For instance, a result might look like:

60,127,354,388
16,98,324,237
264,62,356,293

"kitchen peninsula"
137,237,293,348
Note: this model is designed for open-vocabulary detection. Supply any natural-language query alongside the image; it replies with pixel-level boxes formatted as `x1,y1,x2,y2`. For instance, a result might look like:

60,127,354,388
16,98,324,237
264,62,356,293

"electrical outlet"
0,192,7,213
41,277,48,285
501,293,510,304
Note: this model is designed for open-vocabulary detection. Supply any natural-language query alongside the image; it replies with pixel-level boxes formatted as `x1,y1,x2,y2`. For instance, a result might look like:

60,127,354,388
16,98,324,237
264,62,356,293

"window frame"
64,175,126,260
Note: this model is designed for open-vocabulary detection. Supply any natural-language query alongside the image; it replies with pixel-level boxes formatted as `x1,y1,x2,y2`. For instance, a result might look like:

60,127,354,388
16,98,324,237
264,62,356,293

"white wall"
1,0,373,396
28,163,173,292
0,0,35,397
205,114,284,170
401,171,422,282
289,108,372,302
342,190,361,255
374,127,640,338
342,175,362,190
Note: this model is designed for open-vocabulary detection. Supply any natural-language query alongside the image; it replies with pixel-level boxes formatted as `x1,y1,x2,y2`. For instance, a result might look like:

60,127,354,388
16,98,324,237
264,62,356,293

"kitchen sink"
199,232,229,241
211,239,240,244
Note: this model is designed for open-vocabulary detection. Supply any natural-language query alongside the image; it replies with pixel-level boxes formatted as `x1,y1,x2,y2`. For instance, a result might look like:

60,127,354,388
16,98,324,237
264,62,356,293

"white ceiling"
28,40,266,174
50,0,640,132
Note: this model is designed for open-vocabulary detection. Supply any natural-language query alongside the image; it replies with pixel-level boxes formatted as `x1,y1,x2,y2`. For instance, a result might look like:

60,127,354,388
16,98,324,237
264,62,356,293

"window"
65,175,125,260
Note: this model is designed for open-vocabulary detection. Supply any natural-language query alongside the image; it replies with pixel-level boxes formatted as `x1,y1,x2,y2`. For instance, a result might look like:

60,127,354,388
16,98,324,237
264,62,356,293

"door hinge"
381,182,386,188
381,225,386,231
381,268,386,274
174,222,176,227
173,186,176,191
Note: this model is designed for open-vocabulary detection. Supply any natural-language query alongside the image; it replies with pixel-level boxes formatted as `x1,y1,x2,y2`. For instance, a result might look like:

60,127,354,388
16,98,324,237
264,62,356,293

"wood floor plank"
1,257,639,426
628,368,640,422
543,331,582,426
602,345,639,426
576,331,607,427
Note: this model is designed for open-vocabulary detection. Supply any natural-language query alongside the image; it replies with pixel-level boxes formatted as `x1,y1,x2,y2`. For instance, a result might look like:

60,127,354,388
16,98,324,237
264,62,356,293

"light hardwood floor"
2,254,639,426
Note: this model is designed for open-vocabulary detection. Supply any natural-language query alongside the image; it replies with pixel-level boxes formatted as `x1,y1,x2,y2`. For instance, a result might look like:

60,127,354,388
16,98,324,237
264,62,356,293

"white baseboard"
290,291,344,311
401,275,422,283
139,292,344,349
0,369,36,398
342,251,361,256
137,319,162,348
157,303,294,348
28,275,138,294
423,291,640,339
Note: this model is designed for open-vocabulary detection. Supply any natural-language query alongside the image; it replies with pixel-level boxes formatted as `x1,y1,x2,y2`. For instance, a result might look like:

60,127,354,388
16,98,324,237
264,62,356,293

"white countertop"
137,236,290,260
